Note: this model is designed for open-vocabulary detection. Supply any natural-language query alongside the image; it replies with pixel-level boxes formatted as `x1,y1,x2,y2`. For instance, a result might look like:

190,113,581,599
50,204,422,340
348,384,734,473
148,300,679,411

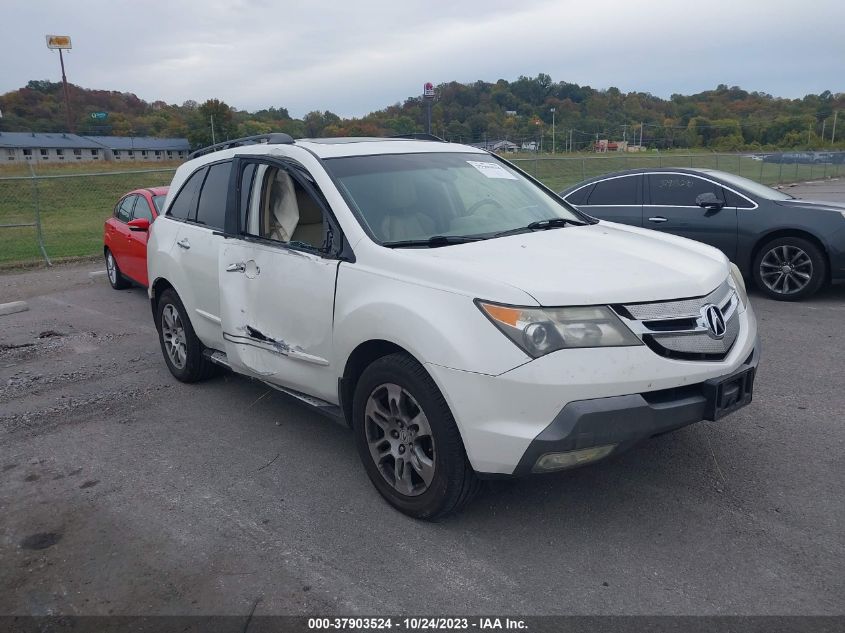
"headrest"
382,172,418,212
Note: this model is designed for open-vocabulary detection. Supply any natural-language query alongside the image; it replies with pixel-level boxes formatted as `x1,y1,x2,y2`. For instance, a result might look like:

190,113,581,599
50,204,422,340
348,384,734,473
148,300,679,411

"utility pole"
58,49,73,133
808,122,812,147
822,119,826,144
832,111,838,146
639,122,644,148
550,107,556,154
210,114,216,145
569,128,573,153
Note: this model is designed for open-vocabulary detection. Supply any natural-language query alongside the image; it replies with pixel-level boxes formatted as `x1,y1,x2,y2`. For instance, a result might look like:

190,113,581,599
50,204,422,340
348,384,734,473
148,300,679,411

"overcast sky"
4,0,844,118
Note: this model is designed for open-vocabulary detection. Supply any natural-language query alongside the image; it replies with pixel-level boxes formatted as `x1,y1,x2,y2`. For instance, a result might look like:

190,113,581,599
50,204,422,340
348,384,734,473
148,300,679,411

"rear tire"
155,288,215,383
752,236,826,301
105,249,130,290
352,353,480,520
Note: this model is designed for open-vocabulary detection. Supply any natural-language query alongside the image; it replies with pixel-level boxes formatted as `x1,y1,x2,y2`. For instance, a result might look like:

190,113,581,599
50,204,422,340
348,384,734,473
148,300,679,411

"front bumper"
426,303,758,475
511,344,758,476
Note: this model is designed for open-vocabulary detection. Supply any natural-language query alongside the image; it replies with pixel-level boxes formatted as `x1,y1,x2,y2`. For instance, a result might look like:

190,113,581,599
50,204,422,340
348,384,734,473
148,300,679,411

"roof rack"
390,133,446,142
188,132,295,159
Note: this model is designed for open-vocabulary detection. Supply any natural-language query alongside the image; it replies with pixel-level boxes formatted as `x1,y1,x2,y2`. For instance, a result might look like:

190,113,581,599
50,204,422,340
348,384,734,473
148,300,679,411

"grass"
0,167,176,266
1,153,843,267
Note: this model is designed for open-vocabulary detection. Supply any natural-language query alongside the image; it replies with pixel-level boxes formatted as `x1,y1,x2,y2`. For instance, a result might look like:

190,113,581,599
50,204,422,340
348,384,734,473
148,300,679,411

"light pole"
550,107,556,154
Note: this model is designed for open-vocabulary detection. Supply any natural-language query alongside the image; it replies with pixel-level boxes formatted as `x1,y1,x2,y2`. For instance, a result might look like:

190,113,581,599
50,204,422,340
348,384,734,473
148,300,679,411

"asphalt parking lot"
1,182,843,616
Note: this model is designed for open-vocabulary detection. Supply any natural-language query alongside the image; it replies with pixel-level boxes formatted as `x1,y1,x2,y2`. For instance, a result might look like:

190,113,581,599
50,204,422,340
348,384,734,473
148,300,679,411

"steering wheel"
465,198,504,215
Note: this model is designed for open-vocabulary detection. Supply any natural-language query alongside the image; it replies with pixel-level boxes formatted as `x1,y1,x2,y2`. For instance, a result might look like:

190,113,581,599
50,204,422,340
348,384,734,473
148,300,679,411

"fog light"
532,444,617,473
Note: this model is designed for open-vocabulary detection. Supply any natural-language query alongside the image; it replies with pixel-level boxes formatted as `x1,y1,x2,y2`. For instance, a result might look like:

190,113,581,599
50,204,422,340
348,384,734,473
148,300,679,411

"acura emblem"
702,304,726,339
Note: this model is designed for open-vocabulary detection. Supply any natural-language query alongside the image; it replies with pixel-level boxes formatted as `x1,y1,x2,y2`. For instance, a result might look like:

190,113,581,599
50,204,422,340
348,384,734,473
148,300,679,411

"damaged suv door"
218,157,342,402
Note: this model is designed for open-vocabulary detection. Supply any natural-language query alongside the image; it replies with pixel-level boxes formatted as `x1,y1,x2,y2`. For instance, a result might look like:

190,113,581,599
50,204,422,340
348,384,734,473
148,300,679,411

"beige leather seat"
290,186,325,248
378,174,435,241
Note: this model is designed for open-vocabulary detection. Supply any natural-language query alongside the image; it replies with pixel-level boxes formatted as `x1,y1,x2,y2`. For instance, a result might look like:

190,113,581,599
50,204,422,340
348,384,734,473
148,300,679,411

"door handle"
648,216,668,223
226,262,246,273
176,238,191,249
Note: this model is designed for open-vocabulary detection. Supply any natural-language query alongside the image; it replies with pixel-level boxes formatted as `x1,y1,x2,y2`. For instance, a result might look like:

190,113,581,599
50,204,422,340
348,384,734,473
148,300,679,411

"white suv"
147,134,759,519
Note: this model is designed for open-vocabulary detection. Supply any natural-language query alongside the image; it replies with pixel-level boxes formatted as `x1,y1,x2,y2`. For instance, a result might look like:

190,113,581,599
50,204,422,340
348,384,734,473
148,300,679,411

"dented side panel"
218,240,340,402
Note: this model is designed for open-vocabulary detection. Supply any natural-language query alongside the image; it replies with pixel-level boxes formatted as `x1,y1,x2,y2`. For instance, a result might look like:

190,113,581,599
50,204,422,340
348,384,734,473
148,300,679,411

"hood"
777,198,845,213
399,222,729,306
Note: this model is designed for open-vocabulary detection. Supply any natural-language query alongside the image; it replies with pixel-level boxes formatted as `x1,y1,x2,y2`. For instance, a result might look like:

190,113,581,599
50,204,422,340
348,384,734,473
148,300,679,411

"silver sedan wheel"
106,252,117,285
760,245,813,295
365,383,436,497
161,304,187,369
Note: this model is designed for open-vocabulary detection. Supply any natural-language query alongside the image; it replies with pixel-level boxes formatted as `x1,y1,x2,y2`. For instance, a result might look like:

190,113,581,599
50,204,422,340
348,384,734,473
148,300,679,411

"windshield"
152,195,167,212
708,171,793,200
324,152,583,244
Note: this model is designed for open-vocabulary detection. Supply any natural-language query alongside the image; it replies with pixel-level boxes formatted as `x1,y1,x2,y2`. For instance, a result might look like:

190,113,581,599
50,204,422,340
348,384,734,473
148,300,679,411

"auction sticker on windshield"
466,161,518,179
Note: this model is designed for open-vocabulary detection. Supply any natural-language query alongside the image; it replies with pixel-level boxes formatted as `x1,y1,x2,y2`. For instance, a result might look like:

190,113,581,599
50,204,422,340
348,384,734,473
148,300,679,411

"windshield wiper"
382,235,485,248
494,217,580,237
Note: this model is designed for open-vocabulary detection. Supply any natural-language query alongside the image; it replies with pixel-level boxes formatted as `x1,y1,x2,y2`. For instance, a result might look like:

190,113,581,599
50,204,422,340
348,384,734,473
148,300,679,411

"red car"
103,187,168,289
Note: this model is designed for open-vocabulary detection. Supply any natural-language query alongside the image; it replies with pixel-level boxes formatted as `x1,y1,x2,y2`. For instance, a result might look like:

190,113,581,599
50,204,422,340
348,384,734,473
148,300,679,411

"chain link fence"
0,168,175,267
1,151,844,267
510,151,845,193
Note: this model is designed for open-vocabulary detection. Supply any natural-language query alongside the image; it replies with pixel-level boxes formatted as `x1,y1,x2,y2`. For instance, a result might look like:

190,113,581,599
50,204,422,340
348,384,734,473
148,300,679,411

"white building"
0,132,190,163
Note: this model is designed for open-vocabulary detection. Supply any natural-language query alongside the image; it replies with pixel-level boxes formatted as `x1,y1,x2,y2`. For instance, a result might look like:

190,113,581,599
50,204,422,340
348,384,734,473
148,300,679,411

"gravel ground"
0,182,843,617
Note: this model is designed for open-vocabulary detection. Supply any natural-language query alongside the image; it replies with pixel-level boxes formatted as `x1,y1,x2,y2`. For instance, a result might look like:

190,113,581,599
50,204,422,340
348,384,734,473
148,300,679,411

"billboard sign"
423,82,435,99
90,112,108,120
46,35,72,50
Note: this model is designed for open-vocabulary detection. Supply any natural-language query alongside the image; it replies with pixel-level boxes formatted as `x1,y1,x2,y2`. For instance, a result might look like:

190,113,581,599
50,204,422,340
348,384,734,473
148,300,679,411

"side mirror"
696,192,725,210
128,218,151,232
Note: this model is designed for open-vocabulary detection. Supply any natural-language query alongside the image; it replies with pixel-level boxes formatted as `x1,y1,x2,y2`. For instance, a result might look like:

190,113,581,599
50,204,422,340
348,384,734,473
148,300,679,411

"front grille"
623,281,733,320
645,312,740,358
617,282,740,361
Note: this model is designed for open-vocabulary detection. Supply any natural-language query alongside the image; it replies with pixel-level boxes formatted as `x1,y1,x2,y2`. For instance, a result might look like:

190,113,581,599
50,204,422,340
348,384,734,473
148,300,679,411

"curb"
0,301,29,316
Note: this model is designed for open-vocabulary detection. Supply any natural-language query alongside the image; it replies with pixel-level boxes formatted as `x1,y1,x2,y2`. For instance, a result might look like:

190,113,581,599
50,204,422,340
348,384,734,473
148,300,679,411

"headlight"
476,301,641,358
728,263,748,308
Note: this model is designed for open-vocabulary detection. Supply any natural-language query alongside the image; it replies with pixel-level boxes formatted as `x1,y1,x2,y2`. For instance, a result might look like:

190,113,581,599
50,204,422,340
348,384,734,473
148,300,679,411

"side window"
722,187,754,209
244,164,326,250
585,176,638,205
132,196,154,222
565,184,593,206
167,167,206,221
648,174,722,206
195,161,232,231
115,196,136,222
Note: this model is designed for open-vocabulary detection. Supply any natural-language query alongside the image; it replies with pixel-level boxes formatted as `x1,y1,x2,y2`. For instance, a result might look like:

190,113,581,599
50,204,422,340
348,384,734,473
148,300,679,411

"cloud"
4,0,844,117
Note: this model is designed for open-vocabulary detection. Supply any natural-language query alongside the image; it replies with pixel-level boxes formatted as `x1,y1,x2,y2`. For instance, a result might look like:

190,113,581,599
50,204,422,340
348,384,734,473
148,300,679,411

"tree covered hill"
1,75,842,151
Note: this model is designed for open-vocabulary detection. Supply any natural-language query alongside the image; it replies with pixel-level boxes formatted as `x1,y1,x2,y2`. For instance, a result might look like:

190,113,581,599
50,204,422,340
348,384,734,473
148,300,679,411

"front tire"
105,249,130,290
752,236,826,301
352,353,479,520
155,288,215,383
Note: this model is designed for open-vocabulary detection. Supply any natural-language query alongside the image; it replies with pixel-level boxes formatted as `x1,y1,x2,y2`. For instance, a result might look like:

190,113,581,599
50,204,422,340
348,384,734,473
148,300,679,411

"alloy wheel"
161,304,187,369
106,252,117,285
759,245,813,296
364,383,436,497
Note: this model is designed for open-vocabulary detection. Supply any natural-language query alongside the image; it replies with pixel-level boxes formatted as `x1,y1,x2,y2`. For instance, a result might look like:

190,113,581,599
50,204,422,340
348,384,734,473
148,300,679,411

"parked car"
147,135,758,519
103,187,168,289
560,168,845,300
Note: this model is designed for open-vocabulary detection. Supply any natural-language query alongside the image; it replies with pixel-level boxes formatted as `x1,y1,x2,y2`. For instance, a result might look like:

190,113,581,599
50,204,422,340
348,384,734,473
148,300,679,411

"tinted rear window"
648,174,721,206
565,184,593,206
195,162,231,231
586,176,638,205
167,168,206,221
